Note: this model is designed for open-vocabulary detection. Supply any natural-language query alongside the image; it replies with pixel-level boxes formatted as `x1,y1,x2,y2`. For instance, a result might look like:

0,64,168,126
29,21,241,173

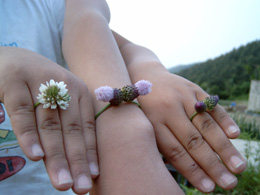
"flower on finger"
36,79,71,110
204,95,219,111
195,101,206,113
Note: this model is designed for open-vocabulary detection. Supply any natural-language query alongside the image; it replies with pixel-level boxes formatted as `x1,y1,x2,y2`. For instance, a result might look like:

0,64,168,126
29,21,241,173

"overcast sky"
106,0,260,69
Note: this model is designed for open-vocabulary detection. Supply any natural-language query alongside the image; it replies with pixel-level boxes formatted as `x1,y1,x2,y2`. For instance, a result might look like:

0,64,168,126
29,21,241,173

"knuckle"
216,140,234,153
166,145,187,163
40,117,61,131
186,133,205,152
16,123,37,137
10,105,37,136
82,119,96,133
63,121,82,134
200,118,217,134
46,147,65,160
69,153,88,165
12,103,34,116
206,155,221,170
86,148,97,156
187,162,201,175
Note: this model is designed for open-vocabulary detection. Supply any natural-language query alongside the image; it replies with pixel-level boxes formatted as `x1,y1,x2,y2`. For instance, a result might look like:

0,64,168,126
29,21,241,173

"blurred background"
107,0,260,69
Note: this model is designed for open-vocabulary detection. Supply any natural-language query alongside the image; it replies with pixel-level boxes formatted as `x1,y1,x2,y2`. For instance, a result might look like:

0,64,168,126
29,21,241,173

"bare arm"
112,31,246,192
62,0,184,194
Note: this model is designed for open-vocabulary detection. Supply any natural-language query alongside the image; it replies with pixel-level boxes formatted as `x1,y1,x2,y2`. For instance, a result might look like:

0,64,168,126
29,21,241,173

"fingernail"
228,126,240,135
58,169,73,185
220,173,237,188
230,156,246,170
89,162,99,176
201,179,215,192
31,144,44,157
77,175,92,190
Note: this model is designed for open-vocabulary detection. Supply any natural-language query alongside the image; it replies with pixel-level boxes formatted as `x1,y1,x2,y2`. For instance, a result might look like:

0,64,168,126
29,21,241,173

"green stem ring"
95,101,141,120
34,102,41,109
190,111,198,121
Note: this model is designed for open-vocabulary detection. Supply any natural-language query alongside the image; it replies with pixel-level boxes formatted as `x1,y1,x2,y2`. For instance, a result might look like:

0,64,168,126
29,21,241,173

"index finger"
3,81,44,160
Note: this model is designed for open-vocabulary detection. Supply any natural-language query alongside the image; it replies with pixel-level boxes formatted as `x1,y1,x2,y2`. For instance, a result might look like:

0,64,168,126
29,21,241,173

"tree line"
172,40,260,99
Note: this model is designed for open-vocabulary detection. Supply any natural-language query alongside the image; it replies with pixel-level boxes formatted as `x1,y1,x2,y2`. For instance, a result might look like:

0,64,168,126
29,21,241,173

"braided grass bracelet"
94,80,152,119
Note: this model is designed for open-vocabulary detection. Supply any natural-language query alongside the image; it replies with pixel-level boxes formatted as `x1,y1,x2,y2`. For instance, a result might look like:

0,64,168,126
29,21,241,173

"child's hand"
0,47,97,194
136,71,246,193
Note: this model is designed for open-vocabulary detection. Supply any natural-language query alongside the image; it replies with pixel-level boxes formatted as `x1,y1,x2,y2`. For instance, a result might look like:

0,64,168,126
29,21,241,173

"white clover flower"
36,79,71,110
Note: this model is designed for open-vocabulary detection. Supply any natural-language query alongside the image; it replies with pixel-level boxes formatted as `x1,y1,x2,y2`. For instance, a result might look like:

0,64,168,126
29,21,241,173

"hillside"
172,40,260,99
168,64,195,73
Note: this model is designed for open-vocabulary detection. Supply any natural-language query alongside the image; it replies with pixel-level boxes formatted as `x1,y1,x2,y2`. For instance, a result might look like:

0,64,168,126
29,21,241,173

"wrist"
127,61,168,82
96,103,155,141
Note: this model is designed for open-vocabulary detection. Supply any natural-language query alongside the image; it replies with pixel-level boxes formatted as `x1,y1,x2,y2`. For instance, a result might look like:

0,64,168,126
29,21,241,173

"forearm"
63,0,130,112
62,1,182,194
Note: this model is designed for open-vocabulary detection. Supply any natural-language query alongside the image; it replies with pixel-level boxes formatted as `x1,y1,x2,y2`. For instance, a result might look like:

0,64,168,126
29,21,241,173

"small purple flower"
195,101,206,113
109,88,123,105
134,80,152,96
94,86,114,102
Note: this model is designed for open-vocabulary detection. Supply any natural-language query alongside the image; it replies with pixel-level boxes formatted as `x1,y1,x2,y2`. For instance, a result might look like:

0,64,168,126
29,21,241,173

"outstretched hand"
0,47,98,194
137,71,246,193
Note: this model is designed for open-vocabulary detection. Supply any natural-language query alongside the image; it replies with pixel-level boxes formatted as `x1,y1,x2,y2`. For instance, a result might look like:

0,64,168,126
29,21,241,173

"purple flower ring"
190,95,219,121
94,80,152,119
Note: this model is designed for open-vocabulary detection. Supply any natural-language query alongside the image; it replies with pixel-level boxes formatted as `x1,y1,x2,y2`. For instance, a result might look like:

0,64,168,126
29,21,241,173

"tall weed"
231,112,260,140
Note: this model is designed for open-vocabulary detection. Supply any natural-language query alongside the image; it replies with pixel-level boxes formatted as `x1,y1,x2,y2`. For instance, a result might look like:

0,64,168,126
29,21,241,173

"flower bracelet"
94,80,152,119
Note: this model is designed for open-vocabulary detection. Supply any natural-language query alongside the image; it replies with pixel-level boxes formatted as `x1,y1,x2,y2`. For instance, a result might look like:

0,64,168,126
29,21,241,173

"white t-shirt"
0,0,75,194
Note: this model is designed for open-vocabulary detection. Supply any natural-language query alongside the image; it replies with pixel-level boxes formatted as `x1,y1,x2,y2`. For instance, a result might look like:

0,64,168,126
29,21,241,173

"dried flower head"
121,85,139,102
134,80,152,96
195,101,206,113
94,80,152,106
204,95,219,111
37,79,71,110
95,86,114,102
109,88,123,105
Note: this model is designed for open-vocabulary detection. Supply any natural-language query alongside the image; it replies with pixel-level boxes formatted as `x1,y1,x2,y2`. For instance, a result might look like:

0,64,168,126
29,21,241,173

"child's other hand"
137,71,246,193
0,47,98,194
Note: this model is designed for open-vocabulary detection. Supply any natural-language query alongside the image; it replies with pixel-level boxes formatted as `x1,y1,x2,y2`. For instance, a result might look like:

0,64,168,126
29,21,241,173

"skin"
0,0,246,194
112,32,247,193
0,47,98,194
62,0,184,194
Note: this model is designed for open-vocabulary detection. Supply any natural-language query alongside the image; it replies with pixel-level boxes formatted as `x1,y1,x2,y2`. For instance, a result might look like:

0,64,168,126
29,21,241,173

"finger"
195,92,240,139
167,104,238,190
79,91,99,178
3,81,44,160
192,111,246,174
154,123,215,193
36,106,73,191
59,92,92,194
210,105,240,138
191,94,246,172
